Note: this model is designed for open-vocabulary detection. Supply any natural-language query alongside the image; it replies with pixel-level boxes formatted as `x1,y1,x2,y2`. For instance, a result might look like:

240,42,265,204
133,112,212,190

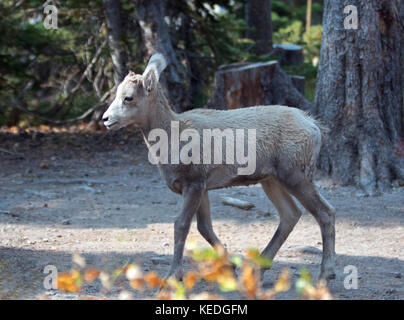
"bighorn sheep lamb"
102,53,336,281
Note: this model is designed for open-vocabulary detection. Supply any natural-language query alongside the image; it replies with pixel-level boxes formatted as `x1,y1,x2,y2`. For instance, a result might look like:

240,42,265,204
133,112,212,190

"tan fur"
102,53,336,281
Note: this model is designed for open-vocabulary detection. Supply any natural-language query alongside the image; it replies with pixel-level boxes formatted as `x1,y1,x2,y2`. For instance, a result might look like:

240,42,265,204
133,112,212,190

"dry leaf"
274,269,290,293
57,271,81,293
184,271,199,290
84,268,100,283
145,271,164,288
126,264,143,280
241,263,258,299
40,162,49,169
130,279,145,290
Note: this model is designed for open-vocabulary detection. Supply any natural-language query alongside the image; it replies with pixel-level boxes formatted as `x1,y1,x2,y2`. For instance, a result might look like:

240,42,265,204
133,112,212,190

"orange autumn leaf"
184,271,200,290
312,286,332,300
145,271,164,288
57,271,81,293
274,269,290,293
200,268,221,282
130,278,145,290
84,268,100,283
260,289,276,300
241,263,258,299
156,289,173,300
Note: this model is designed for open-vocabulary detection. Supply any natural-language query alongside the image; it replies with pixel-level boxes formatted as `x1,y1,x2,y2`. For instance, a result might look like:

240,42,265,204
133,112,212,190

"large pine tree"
314,0,404,193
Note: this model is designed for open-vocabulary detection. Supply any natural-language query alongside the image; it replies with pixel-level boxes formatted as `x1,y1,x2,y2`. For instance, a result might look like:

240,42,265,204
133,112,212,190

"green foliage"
273,20,303,44
0,0,115,126
302,24,323,63
270,0,323,100
173,1,252,107
272,0,323,65
0,0,324,126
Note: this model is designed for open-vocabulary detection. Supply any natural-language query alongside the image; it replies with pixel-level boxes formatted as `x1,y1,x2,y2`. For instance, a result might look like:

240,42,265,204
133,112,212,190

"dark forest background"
0,0,323,126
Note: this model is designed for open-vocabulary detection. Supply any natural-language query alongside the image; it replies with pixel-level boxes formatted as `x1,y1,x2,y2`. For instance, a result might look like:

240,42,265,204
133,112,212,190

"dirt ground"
0,126,403,300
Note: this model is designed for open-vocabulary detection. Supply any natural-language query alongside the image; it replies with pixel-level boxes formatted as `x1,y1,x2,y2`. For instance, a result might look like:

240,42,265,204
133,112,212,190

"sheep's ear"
142,69,157,93
142,53,167,93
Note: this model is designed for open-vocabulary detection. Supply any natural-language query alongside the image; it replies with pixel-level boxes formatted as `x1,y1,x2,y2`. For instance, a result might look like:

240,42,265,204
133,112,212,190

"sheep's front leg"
167,182,203,280
197,191,223,248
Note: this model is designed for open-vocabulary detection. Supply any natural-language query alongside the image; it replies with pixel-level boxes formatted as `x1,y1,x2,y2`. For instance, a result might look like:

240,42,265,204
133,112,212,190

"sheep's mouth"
104,121,118,130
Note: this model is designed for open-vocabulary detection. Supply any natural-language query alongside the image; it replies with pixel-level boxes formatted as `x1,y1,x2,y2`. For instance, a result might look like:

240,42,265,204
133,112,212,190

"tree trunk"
207,61,312,111
134,0,191,113
314,0,404,193
182,14,204,108
245,0,273,55
103,0,128,85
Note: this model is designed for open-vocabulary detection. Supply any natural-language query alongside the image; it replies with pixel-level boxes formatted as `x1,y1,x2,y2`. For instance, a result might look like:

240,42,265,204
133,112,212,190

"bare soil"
0,127,403,299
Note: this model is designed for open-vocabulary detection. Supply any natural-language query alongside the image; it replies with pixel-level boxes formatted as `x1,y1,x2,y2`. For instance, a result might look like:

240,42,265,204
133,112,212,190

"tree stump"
206,61,311,111
272,43,304,66
290,75,305,95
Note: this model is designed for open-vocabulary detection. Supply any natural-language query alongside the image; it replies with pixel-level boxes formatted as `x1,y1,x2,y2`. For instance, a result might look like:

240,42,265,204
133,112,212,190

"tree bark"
245,0,273,55
134,0,191,113
103,0,128,85
314,0,404,193
182,14,204,108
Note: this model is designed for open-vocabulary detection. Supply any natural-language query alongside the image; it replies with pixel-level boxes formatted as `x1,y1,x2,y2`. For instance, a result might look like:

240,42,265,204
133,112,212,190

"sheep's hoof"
319,268,336,282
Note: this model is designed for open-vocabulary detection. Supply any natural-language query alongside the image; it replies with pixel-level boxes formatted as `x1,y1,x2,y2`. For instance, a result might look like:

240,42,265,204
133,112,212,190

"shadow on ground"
0,246,402,300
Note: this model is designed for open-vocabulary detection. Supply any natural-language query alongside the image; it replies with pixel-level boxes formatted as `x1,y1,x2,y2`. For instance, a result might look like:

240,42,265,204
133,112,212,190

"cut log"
220,196,255,210
206,61,312,111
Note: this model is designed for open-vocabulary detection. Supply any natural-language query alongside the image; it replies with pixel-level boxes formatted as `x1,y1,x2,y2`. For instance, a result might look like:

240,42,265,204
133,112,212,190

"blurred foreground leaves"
51,245,332,300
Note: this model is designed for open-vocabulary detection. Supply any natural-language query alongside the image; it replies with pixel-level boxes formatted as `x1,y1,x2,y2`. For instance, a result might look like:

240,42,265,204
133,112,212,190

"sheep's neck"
144,89,178,136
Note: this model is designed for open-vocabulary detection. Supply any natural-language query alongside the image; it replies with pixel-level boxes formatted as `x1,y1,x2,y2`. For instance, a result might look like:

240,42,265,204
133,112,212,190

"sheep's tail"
303,110,329,145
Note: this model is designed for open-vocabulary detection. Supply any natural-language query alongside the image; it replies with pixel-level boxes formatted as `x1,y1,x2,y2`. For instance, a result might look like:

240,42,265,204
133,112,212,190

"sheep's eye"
124,96,133,103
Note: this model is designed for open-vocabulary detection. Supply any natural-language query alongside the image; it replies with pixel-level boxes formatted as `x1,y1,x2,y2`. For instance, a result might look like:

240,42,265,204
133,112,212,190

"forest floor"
0,125,403,300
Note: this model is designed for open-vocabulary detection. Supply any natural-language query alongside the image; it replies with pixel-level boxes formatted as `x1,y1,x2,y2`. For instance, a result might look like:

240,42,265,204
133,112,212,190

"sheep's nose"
102,116,109,122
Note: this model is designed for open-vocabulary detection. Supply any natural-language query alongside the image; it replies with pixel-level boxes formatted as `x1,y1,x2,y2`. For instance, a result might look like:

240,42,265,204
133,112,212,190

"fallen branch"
220,196,255,210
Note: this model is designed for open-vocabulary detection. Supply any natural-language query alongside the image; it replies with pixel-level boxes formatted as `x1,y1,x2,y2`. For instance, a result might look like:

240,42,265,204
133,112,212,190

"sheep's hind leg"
260,178,302,270
285,180,336,281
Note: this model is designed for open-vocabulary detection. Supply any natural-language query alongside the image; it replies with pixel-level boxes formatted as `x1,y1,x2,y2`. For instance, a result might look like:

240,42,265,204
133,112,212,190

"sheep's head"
102,53,167,130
